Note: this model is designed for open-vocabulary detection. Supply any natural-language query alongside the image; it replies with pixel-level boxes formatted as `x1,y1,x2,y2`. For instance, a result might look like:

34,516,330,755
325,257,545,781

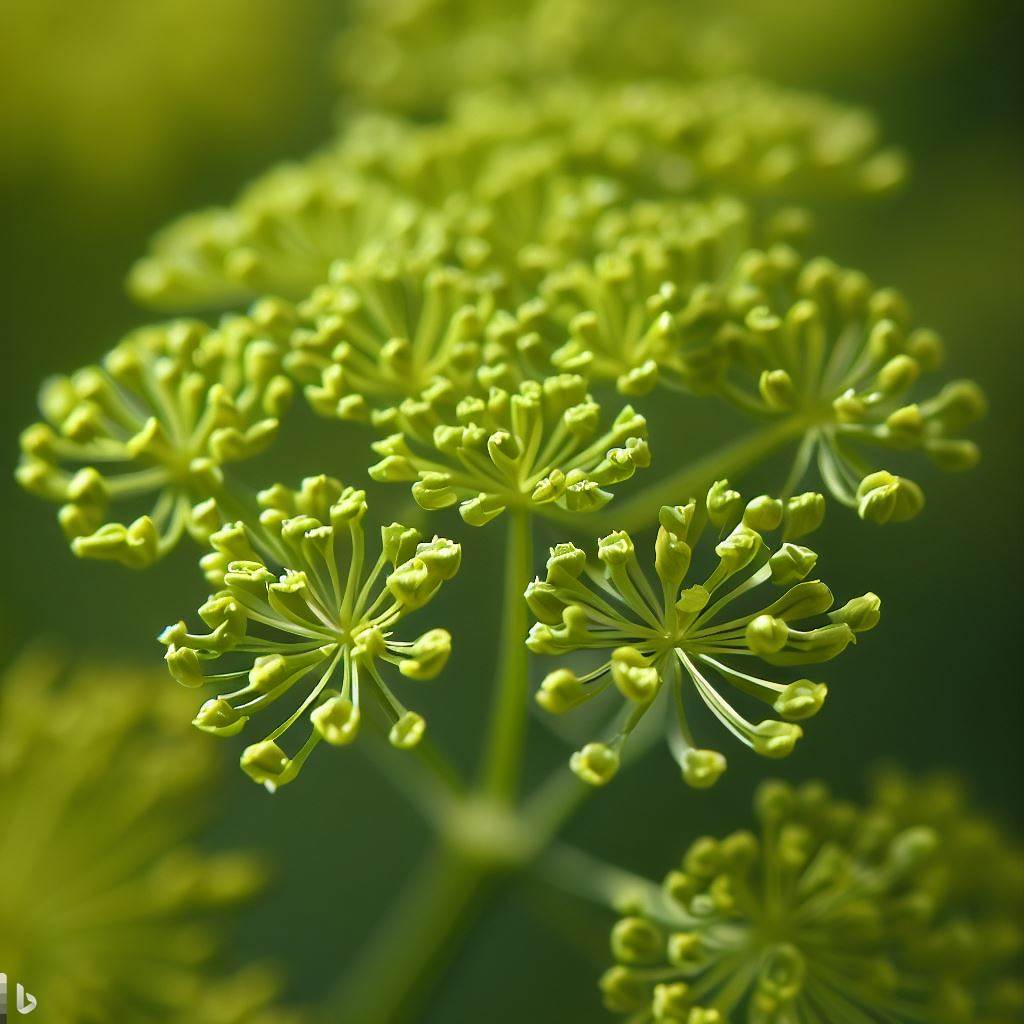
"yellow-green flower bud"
399,628,452,679
707,479,743,530
240,741,290,789
769,543,818,585
165,645,205,688
652,982,691,1021
612,917,665,965
856,471,925,524
751,721,803,758
311,695,361,746
783,492,826,540
536,668,589,714
193,698,248,737
773,680,828,721
744,495,784,532
611,647,661,703
389,711,426,749
682,749,727,789
829,592,881,632
746,615,790,655
570,742,620,786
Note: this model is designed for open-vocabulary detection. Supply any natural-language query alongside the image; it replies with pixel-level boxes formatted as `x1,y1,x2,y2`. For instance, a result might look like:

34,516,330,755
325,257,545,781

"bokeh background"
1,1,1020,1019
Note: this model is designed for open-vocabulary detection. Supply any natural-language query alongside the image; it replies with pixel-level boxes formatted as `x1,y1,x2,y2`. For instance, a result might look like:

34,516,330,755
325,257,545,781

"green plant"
16,3,1019,1022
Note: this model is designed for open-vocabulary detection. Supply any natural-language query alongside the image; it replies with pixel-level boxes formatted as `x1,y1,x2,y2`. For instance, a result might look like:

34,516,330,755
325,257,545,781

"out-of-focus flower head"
0,649,305,1023
705,246,986,522
129,69,904,315
529,482,878,787
332,0,750,115
129,164,450,312
16,309,295,567
369,373,650,526
160,476,461,790
601,775,1024,1023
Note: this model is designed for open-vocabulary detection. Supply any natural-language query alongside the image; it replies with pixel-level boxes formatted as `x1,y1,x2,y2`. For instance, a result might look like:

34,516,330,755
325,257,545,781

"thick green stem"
591,415,808,533
478,508,534,802
324,844,490,1024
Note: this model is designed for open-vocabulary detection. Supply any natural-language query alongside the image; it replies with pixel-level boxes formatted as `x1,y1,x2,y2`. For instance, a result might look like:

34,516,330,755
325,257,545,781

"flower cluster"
369,373,650,525
160,475,460,789
0,649,305,1024
705,246,987,520
130,164,446,311
529,482,878,787
17,310,294,566
285,257,488,422
601,776,1024,1023
530,196,755,395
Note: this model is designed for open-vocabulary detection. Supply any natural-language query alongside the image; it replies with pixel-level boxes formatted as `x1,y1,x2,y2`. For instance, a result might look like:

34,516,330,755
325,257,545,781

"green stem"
478,508,534,802
324,844,489,1024
536,841,665,916
589,415,808,533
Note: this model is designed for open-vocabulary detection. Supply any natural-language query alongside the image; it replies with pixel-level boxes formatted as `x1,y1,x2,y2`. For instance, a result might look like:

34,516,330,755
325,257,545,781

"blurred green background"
1,1,1020,1019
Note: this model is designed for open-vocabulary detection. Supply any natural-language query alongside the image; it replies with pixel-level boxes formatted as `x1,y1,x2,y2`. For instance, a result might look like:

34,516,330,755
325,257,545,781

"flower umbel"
160,475,460,789
706,247,986,521
17,312,294,567
285,258,487,422
601,776,1024,1023
369,373,650,526
529,482,878,787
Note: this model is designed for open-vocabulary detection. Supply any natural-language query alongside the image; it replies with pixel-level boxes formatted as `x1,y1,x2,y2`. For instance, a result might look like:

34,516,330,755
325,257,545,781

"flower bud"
193,698,248,737
667,932,704,969
829,592,881,632
381,523,422,565
165,645,205,688
783,492,825,540
773,680,828,721
546,542,587,582
759,368,796,410
598,531,635,567
611,647,661,703
681,749,727,789
399,629,452,679
599,966,647,1014
389,711,426,749
746,615,790,655
856,471,924,524
751,721,803,758
652,982,691,1021
655,529,692,589
611,917,665,965
743,495,784,532
570,742,620,786
240,740,290,789
707,479,742,530
311,695,361,746
536,668,590,714
769,543,818,585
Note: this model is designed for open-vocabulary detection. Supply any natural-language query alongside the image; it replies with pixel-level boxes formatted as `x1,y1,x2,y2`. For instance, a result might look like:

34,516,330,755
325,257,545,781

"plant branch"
535,841,664,915
587,415,808,534
478,508,534,802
